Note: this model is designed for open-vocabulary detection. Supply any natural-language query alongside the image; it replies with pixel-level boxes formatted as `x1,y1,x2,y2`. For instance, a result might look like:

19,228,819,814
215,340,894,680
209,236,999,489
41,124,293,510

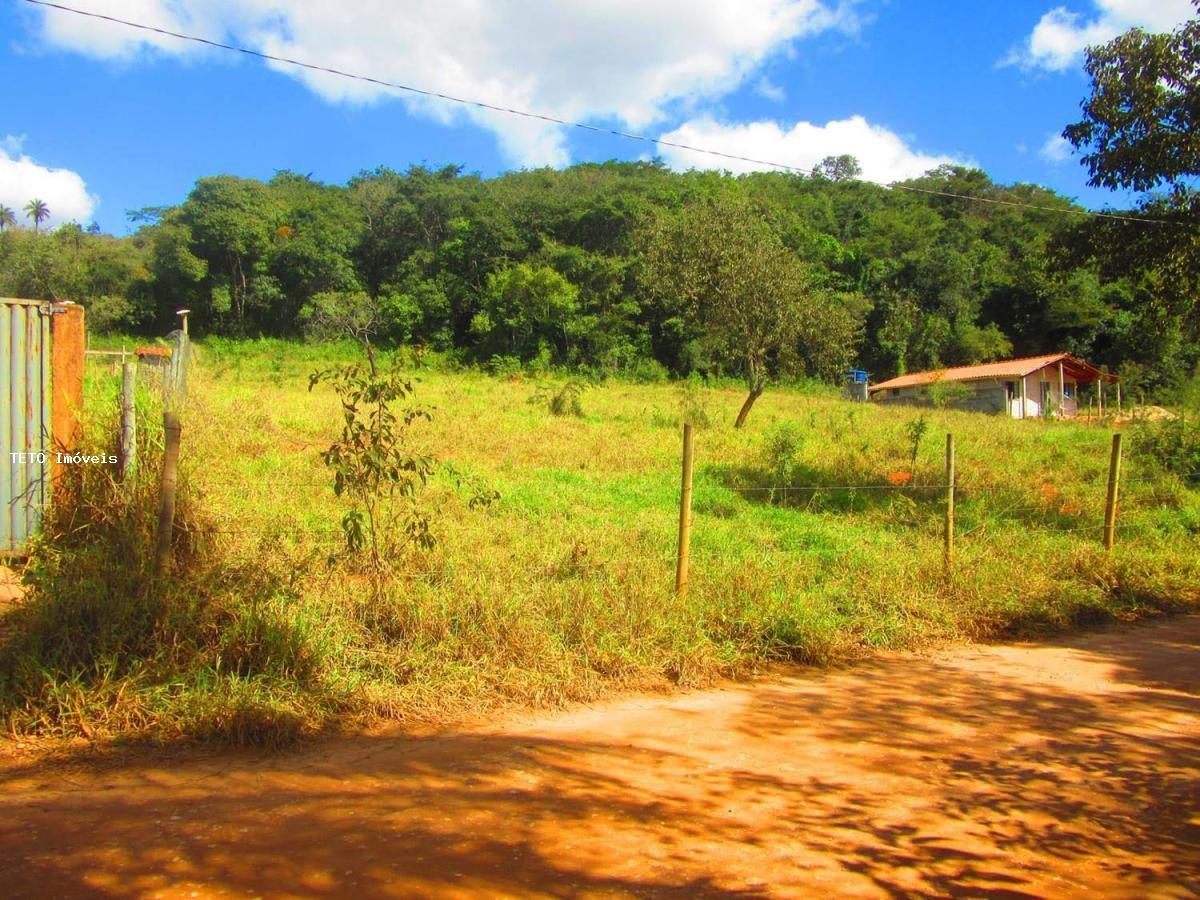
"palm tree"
0,205,15,231
25,199,50,234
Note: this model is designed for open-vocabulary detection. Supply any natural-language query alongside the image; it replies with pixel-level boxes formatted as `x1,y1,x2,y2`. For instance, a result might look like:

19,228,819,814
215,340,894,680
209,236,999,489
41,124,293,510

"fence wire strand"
158,431,1198,589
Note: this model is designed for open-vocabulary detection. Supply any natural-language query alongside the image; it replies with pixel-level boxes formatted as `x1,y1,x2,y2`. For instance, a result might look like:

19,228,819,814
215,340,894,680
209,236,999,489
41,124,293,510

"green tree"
1064,3,1200,193
24,199,49,234
815,154,863,182
470,263,580,362
139,214,206,325
263,171,363,333
871,289,920,375
4,156,1183,392
640,195,862,428
180,176,276,326
1058,2,1200,375
0,205,15,231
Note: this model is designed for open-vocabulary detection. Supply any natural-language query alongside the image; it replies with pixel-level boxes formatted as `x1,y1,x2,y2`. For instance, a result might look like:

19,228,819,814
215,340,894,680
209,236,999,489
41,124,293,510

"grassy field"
2,337,1198,746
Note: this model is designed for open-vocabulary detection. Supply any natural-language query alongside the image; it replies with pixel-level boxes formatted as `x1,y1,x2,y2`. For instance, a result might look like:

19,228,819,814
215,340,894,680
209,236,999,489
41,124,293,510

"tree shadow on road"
0,617,1196,898
730,616,1200,896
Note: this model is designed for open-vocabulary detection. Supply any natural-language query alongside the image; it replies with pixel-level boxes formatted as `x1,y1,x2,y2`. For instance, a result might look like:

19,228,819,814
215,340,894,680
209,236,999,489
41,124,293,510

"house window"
1063,384,1075,399
890,388,900,397
1005,381,1017,400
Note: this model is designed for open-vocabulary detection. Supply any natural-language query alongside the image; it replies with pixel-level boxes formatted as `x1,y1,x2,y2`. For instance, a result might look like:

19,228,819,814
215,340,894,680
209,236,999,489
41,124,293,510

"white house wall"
873,368,1080,419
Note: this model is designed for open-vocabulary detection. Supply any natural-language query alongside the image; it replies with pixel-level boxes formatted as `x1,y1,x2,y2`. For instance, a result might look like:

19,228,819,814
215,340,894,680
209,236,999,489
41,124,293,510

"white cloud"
1007,0,1195,72
27,0,863,168
755,76,787,102
1040,134,1073,163
32,0,248,59
0,137,97,229
655,115,964,184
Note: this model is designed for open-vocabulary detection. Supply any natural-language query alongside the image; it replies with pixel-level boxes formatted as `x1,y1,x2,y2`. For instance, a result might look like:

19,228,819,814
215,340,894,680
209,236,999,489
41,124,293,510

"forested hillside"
0,159,1195,392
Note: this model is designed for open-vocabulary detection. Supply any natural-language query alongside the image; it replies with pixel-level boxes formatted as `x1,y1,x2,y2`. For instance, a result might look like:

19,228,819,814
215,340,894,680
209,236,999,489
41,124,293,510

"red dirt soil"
2,617,1197,898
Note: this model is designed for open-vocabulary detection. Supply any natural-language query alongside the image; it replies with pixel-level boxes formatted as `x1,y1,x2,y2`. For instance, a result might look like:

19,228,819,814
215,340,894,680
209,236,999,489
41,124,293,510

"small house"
867,353,1119,419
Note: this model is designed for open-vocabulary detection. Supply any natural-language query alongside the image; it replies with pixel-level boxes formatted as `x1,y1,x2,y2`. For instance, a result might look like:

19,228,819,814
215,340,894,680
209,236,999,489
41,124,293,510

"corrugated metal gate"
1,299,52,556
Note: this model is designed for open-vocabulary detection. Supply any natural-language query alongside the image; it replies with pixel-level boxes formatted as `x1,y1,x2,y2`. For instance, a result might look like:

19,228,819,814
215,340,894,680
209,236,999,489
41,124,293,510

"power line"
25,0,1191,228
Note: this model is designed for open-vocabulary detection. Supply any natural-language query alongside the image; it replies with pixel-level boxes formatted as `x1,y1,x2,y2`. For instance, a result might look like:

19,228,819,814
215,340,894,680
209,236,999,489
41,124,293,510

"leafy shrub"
85,294,141,334
762,422,805,501
927,380,971,409
1131,414,1200,485
309,360,436,576
488,355,524,379
1165,371,1200,412
628,357,670,384
904,415,929,479
525,346,554,376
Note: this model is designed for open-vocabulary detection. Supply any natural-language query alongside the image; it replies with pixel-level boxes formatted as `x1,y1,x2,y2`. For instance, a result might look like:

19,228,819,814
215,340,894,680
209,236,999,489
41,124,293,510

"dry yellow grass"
1,337,1196,746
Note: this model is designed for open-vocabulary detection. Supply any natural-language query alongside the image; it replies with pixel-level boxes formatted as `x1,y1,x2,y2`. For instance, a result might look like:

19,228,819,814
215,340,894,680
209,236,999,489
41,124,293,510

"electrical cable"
24,0,1193,229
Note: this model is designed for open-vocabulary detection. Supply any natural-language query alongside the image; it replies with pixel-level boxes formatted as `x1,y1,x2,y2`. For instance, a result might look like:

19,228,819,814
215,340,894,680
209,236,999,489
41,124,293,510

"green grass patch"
2,338,1197,747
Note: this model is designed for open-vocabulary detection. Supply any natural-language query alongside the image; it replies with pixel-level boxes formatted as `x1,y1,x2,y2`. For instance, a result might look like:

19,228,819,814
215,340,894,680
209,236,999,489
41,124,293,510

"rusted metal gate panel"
1,299,52,556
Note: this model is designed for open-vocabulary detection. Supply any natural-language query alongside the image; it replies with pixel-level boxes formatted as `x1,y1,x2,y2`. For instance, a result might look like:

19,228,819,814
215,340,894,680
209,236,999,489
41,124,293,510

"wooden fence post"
676,423,695,597
154,411,182,575
175,309,191,397
177,330,190,396
1103,432,1123,551
944,433,955,571
119,361,137,482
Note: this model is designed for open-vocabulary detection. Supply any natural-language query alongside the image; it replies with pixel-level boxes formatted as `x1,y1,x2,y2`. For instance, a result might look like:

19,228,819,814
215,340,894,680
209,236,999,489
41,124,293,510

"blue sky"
1,0,1193,233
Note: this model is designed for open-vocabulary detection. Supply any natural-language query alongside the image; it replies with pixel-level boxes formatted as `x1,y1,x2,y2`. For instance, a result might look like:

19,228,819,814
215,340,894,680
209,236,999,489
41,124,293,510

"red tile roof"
868,353,1115,393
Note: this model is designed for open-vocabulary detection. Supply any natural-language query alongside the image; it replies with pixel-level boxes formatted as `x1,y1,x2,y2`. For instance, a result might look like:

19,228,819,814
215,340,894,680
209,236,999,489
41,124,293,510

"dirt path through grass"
2,617,1197,898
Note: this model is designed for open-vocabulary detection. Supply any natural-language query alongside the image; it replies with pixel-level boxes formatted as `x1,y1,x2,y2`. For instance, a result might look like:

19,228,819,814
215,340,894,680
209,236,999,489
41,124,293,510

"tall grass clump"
0,377,334,746
528,380,586,417
762,422,804,503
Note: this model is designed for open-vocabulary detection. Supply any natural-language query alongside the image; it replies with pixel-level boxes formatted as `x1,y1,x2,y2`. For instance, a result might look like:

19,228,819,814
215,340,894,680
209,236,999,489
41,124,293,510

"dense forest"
2,8,1199,397
1,159,1194,393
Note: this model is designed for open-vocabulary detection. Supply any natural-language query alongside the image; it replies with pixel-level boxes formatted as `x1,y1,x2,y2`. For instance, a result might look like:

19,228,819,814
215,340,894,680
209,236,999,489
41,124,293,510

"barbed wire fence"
85,348,1194,575
142,411,1196,595
79,343,1197,619
95,323,194,575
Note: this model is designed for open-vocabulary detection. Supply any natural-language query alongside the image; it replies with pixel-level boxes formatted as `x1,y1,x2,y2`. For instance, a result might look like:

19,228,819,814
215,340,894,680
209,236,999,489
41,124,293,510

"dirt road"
2,617,1197,898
